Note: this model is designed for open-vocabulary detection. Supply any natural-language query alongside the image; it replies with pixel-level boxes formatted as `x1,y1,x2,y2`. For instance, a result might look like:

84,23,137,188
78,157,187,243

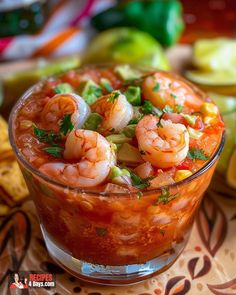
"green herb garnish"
152,82,161,92
155,188,180,205
107,91,120,103
95,227,108,237
163,105,174,113
33,126,60,144
176,104,183,113
60,114,74,136
130,171,149,189
187,147,209,161
142,100,163,117
43,146,63,158
170,93,177,99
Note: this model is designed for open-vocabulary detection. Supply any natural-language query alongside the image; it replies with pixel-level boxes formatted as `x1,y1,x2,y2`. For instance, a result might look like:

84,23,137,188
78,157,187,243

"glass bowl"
8,65,225,285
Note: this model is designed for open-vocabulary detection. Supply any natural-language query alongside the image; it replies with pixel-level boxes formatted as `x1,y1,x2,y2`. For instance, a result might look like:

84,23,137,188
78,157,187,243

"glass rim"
8,70,225,197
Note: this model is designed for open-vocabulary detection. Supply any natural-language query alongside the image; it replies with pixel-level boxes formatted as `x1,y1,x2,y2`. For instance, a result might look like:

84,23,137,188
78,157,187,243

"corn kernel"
174,170,193,182
203,116,217,124
201,103,218,117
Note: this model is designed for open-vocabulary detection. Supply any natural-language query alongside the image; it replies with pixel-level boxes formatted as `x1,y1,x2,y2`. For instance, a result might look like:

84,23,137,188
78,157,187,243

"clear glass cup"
9,67,225,285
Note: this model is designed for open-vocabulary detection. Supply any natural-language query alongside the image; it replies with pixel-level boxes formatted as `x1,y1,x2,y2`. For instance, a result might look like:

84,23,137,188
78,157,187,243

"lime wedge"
217,112,236,174
82,28,170,70
193,38,236,72
227,148,236,189
208,92,236,114
185,69,236,86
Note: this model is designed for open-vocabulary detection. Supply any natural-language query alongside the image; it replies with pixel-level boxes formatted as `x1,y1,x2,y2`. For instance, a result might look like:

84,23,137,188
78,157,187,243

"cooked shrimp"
142,72,203,110
136,115,189,168
39,130,115,187
41,93,90,131
91,91,133,134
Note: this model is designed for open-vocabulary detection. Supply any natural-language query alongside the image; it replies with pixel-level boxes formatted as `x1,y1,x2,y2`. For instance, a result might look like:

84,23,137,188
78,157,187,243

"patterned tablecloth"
0,47,236,294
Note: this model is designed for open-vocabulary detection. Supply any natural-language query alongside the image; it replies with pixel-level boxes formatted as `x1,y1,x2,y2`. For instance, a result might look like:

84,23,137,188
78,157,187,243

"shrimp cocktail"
9,64,224,285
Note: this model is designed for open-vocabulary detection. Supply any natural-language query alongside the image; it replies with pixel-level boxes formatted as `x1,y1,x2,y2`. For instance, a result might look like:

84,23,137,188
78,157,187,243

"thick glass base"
41,226,189,286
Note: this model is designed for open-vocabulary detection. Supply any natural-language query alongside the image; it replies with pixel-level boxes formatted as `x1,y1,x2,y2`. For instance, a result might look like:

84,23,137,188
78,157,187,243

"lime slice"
185,69,236,86
193,38,236,72
208,92,236,114
82,28,170,70
227,148,236,189
217,112,236,174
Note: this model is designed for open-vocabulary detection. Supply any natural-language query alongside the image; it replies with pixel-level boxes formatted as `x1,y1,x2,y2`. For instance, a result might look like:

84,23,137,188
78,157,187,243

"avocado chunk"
54,83,73,94
124,86,141,106
77,80,102,105
117,143,144,164
83,113,103,131
114,64,142,81
106,134,132,144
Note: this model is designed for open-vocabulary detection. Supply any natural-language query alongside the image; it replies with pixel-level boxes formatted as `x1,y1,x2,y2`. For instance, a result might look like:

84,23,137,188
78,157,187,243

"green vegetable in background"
91,0,184,47
82,27,170,70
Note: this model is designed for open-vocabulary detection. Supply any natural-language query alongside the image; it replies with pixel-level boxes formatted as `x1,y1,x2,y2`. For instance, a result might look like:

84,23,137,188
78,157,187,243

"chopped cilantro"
33,126,60,144
142,100,163,117
170,93,177,99
163,105,174,113
60,114,74,136
187,147,209,161
176,104,183,113
152,82,161,92
107,91,120,103
155,188,180,205
130,171,149,189
43,146,63,158
95,227,108,237
128,118,141,125
84,85,102,105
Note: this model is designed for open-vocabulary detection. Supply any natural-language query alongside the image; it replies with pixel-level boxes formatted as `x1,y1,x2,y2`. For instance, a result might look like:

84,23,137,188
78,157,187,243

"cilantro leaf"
43,146,63,158
130,171,149,189
33,126,60,144
60,114,74,136
176,104,183,113
163,105,174,113
170,93,177,99
152,82,161,92
107,91,120,103
155,188,179,205
142,100,163,117
187,147,209,161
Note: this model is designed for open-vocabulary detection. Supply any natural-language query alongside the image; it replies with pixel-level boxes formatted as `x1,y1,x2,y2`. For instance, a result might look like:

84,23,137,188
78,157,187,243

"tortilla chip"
0,160,29,202
0,116,12,155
